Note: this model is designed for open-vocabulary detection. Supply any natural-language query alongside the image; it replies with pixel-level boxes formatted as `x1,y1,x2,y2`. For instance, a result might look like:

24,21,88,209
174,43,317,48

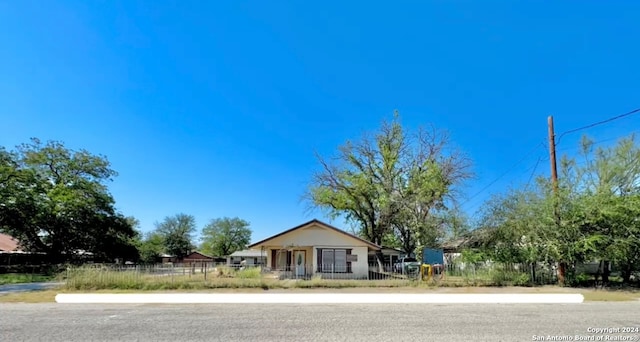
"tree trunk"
621,264,633,284
375,251,385,273
530,262,536,285
372,236,385,273
557,261,567,286
601,261,610,287
594,260,602,289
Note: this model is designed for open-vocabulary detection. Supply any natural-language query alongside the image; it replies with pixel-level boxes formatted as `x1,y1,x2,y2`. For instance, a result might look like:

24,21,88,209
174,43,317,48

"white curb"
55,293,585,304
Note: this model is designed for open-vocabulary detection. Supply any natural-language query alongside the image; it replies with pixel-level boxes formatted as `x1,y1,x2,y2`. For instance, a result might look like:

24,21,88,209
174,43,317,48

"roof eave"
248,219,381,250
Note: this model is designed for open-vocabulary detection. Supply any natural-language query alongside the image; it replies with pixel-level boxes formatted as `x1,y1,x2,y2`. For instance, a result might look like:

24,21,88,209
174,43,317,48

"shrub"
236,267,261,279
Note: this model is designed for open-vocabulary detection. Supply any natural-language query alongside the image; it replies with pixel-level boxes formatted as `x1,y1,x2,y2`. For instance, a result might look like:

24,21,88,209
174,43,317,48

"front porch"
256,245,370,280
263,246,314,279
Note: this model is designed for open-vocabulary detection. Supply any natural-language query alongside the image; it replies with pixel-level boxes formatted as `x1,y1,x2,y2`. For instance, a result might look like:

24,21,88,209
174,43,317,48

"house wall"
254,223,377,279
313,246,368,279
259,224,367,248
265,246,313,270
227,256,265,265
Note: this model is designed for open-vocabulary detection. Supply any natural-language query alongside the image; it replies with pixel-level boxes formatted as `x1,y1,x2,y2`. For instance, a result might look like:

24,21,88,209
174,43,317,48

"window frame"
317,248,352,273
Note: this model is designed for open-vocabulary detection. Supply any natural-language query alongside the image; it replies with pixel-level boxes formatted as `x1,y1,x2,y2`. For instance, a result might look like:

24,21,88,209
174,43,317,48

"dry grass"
2,266,621,303
0,290,59,303
580,289,640,302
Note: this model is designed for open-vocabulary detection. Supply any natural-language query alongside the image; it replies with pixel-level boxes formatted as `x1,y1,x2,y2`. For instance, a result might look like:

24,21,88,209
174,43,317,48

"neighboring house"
369,246,404,272
0,233,22,253
0,233,48,266
159,254,177,264
179,251,225,264
227,249,267,266
247,219,381,279
158,252,224,265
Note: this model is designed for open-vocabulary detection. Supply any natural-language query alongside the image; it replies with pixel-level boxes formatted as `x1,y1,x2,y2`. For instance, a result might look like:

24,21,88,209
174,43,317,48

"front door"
294,251,306,277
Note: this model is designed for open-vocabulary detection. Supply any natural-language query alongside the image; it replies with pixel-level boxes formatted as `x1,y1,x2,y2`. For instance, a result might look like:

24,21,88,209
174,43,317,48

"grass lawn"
0,273,56,285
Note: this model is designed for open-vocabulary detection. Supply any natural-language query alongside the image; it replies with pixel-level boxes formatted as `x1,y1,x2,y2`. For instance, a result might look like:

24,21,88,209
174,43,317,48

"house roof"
183,251,214,259
441,227,494,250
0,233,21,252
380,246,404,253
229,249,267,258
248,219,381,250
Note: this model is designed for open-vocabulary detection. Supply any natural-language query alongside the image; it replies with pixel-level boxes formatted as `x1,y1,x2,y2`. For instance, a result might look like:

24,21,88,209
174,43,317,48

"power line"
524,156,542,191
462,108,640,212
461,142,545,208
556,130,640,153
556,107,640,145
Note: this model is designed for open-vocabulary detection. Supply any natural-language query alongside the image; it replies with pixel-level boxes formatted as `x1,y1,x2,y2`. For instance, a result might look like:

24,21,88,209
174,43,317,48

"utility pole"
548,116,558,190
547,115,565,285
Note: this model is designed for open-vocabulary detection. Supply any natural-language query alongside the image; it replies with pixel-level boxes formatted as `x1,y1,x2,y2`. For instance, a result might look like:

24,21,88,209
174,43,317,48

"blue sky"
1,1,639,243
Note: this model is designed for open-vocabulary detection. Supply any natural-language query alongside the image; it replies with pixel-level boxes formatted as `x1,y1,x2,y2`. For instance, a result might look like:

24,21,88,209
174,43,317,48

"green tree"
475,133,640,285
200,217,252,257
0,139,138,263
306,112,472,258
442,207,471,240
138,231,165,264
570,135,640,283
154,213,196,259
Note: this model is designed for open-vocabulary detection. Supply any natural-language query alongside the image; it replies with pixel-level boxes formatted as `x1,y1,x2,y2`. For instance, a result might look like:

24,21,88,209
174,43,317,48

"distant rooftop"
229,249,267,258
0,233,21,252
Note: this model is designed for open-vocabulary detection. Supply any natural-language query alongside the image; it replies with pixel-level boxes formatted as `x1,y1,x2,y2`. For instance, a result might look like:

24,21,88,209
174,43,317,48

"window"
277,251,288,270
272,250,291,270
317,248,352,273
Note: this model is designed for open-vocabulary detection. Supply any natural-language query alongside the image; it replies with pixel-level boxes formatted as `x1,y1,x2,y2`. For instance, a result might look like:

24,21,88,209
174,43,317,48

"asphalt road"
1,303,639,342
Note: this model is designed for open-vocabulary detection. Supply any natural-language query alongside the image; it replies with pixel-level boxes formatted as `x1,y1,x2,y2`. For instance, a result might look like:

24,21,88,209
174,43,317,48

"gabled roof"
184,251,214,259
248,219,381,250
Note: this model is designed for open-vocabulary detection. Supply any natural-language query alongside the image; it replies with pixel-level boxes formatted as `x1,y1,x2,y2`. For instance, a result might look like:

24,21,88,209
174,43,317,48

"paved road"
1,303,639,341
0,282,63,295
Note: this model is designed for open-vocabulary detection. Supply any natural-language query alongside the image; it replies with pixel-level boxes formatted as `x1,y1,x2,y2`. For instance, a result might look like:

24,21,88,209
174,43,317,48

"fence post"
530,263,535,285
204,263,207,281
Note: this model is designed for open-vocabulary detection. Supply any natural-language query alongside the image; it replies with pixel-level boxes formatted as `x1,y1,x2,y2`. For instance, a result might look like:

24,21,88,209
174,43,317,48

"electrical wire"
461,141,545,208
556,130,639,153
556,107,640,145
524,156,542,191
461,107,639,211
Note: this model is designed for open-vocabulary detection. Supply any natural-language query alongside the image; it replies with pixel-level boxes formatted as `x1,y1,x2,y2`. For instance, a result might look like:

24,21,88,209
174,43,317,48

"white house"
227,249,267,266
247,219,381,279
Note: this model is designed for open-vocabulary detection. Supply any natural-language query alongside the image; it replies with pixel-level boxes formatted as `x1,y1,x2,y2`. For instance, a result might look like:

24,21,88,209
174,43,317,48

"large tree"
307,112,472,258
0,138,138,263
154,213,196,259
200,217,252,257
474,133,640,285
